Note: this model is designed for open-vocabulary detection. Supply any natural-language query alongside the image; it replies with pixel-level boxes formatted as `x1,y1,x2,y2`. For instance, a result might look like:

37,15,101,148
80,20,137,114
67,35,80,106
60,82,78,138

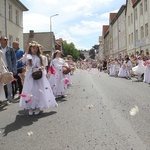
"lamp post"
50,14,59,32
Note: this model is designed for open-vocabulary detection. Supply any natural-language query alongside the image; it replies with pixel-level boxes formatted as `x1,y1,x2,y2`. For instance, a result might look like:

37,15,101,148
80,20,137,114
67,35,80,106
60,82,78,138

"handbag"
32,67,42,80
63,67,71,74
0,59,14,84
0,72,14,84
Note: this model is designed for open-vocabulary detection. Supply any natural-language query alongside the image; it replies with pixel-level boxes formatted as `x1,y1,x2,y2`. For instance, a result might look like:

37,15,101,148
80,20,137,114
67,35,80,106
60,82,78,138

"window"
141,26,144,38
0,31,2,37
140,3,143,15
9,35,13,47
131,13,133,24
135,8,138,20
145,23,148,37
129,34,131,45
135,30,138,41
128,16,130,25
144,0,148,12
8,4,12,21
131,33,133,44
16,37,19,42
15,10,19,25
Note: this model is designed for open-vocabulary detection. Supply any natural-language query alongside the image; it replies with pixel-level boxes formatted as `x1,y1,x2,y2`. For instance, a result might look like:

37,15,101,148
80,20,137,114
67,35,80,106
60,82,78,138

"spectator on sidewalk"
0,36,17,103
13,41,25,95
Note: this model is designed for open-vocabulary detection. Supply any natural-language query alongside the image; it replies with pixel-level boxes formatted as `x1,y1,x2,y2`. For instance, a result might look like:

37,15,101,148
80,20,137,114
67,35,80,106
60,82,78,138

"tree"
62,41,79,61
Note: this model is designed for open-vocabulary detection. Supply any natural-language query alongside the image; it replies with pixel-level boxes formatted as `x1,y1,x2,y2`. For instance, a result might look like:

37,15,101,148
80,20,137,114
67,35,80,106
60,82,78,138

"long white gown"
118,61,128,77
48,57,66,96
0,50,7,101
19,54,58,109
143,60,150,84
109,62,115,76
132,60,145,75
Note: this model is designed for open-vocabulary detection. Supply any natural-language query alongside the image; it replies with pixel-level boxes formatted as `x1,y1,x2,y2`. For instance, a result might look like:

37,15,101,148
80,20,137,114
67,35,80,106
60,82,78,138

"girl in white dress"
109,59,115,76
114,58,121,77
48,50,68,98
118,58,128,78
126,57,132,79
19,41,58,115
0,50,7,102
143,59,150,84
132,56,145,80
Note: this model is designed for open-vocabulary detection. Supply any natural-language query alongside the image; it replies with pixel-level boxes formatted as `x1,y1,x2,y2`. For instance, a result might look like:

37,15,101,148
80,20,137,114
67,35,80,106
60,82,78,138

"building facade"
126,0,150,55
101,0,150,59
0,0,28,49
23,30,63,55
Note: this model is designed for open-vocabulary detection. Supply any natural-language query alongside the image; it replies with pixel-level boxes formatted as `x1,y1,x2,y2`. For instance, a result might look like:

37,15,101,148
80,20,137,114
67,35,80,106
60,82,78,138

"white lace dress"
48,57,66,96
19,54,58,109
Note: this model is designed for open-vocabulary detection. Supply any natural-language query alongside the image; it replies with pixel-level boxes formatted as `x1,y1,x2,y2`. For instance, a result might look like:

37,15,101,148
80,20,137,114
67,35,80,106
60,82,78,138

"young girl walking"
19,41,58,115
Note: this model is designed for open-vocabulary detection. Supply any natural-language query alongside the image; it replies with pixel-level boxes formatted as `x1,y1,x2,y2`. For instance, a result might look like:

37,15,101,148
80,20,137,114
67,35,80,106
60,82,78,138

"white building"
0,0,28,49
126,0,150,55
111,5,127,58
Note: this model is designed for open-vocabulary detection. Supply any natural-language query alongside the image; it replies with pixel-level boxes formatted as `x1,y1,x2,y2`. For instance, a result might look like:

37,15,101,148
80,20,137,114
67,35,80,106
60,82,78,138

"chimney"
29,30,34,38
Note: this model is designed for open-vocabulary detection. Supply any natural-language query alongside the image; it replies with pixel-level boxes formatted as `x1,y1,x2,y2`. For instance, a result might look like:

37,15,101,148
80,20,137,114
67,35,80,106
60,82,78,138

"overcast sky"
20,0,126,50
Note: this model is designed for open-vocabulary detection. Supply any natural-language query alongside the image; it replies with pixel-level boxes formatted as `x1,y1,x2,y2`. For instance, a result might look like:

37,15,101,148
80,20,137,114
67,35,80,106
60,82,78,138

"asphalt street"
0,68,150,150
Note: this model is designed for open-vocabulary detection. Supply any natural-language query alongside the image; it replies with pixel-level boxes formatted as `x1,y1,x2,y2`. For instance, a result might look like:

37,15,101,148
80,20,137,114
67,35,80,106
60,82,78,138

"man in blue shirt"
13,41,25,95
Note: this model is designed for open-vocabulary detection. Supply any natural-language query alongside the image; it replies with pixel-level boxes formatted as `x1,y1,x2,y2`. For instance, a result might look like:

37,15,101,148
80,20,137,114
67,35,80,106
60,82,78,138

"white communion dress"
132,60,145,75
19,54,58,109
48,57,66,96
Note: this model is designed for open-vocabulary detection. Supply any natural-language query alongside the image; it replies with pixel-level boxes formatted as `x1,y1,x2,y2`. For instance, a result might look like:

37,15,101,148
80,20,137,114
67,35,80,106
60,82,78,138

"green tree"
62,41,79,61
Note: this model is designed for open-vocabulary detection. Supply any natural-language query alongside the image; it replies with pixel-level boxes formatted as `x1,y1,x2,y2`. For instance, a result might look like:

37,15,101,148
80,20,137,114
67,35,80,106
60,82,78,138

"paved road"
0,69,150,150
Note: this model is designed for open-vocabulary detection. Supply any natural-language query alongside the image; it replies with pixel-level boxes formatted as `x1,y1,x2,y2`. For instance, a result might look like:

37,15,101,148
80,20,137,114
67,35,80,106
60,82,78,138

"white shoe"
34,108,40,115
28,109,34,115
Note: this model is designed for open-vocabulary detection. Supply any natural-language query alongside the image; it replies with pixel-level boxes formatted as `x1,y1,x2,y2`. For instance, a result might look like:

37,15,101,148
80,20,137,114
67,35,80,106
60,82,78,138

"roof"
109,13,117,24
111,4,126,25
102,25,109,37
23,31,53,51
15,0,28,11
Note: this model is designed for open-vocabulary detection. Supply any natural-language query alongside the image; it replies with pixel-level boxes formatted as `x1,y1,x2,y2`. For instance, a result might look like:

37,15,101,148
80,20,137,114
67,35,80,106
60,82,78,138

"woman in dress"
48,50,69,98
132,56,145,80
0,50,7,102
143,58,150,84
19,41,58,115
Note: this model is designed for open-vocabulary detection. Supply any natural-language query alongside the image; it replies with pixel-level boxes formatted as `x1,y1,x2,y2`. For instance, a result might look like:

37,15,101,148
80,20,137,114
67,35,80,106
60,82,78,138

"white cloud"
69,20,104,36
21,0,126,49
55,30,77,44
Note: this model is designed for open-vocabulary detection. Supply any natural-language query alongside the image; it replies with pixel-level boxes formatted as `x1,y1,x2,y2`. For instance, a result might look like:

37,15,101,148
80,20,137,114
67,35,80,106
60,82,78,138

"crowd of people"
76,50,150,84
98,51,150,84
0,36,75,115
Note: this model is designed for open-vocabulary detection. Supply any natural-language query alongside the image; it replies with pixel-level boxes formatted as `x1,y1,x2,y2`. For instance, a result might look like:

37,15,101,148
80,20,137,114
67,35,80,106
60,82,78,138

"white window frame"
8,4,12,21
15,9,19,25
145,23,148,37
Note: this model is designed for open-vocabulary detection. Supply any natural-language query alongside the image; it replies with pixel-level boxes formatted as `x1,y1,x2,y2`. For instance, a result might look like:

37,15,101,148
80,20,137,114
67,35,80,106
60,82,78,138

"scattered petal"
130,105,139,116
39,89,44,94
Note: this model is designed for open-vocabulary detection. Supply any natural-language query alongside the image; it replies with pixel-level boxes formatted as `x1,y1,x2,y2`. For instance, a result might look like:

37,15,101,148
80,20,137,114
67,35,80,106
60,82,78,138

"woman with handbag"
48,50,69,98
19,41,58,115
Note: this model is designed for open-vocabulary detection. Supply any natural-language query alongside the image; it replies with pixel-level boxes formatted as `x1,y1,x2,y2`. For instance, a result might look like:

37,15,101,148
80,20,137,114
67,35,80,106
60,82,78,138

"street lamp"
50,14,59,32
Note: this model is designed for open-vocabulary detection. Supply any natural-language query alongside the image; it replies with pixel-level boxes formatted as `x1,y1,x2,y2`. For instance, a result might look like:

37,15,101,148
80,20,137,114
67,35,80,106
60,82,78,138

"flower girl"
19,41,58,115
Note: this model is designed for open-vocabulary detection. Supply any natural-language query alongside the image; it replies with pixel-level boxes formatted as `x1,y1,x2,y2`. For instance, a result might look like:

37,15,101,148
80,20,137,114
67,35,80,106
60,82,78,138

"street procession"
0,0,150,150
